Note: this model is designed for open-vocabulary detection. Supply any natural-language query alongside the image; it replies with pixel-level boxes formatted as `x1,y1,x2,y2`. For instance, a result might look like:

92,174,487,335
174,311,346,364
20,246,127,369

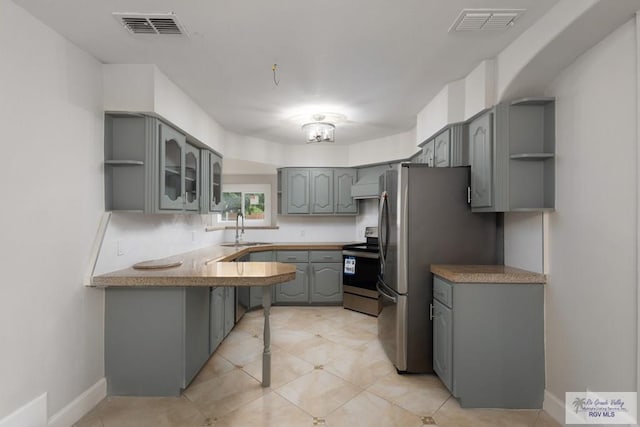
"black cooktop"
343,237,379,253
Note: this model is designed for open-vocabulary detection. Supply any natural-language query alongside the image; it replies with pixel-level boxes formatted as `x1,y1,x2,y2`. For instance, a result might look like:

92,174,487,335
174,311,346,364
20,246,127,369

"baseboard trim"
0,393,47,427
47,378,106,427
543,389,565,426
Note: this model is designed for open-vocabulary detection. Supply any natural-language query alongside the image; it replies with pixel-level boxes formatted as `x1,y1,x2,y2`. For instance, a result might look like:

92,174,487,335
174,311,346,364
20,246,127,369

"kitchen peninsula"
92,242,345,397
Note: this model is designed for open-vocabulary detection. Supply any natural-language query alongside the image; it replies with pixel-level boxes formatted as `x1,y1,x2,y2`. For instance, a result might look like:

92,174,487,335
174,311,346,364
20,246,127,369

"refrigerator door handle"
378,191,388,276
376,281,397,303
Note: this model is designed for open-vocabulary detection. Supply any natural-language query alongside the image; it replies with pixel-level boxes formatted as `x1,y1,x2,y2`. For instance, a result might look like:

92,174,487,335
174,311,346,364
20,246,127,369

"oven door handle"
376,282,397,303
342,250,379,259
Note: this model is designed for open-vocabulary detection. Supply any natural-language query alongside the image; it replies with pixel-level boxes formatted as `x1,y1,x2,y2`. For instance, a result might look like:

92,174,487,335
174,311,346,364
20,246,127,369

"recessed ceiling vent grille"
449,9,525,32
113,12,187,36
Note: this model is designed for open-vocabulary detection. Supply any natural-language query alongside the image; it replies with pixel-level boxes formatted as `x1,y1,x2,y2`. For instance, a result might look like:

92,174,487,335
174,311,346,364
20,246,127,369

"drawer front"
310,250,342,263
276,250,309,263
433,276,453,308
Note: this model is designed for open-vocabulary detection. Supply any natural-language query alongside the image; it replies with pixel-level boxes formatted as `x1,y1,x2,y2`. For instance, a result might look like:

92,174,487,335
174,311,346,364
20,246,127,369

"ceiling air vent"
113,12,187,36
449,9,525,32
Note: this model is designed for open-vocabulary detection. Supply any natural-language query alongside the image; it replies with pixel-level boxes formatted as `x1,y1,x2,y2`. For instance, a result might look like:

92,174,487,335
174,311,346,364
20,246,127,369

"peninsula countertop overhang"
91,242,351,288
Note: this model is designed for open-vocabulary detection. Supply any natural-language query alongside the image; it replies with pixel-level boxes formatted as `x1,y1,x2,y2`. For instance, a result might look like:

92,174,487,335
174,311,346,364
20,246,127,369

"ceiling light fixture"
302,114,336,143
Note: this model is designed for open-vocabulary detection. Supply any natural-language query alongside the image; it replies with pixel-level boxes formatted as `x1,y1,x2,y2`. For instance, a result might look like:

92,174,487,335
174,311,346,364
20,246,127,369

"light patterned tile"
91,396,206,427
242,348,315,389
183,369,268,420
326,390,424,427
534,410,562,427
73,411,103,427
275,370,361,417
367,373,451,416
433,396,539,427
215,333,264,368
188,353,235,388
284,335,360,367
324,347,396,388
214,391,314,427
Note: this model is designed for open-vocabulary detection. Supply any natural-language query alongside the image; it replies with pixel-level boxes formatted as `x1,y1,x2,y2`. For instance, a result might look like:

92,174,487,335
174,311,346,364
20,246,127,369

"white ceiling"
14,0,559,144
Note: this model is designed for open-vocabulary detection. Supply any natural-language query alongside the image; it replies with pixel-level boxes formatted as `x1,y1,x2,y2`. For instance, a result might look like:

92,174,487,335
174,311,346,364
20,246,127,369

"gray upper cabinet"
334,169,358,213
469,112,493,209
286,169,311,214
434,130,450,168
105,114,215,214
200,150,223,213
310,169,333,214
423,140,435,167
469,99,556,212
278,167,357,215
418,124,467,168
159,123,200,211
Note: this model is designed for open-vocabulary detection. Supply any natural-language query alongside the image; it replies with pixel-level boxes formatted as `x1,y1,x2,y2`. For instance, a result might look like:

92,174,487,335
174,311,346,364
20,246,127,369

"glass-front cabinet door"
160,123,185,210
184,143,200,211
210,153,223,212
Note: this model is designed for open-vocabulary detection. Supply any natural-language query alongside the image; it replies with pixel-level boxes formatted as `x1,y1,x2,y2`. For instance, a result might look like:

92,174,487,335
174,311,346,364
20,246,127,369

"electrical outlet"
191,231,197,243
300,229,306,237
117,240,125,256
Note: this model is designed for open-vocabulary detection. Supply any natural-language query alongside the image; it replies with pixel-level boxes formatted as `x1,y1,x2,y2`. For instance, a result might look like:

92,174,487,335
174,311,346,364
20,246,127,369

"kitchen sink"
220,242,272,247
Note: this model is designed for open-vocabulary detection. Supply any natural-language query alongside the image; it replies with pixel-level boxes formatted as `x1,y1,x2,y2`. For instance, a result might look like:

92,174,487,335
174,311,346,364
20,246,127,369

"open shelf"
510,153,555,161
105,160,144,166
164,167,181,176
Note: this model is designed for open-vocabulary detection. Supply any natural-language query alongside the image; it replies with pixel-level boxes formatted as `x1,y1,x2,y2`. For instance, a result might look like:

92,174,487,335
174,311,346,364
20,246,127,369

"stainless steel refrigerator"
377,164,497,373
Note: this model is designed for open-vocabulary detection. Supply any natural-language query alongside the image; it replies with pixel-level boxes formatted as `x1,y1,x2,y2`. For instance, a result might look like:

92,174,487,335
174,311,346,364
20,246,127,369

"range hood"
351,164,389,199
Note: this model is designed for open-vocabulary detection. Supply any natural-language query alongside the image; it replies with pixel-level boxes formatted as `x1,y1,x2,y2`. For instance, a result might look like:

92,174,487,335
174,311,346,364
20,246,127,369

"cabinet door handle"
286,256,297,260
429,303,435,320
322,256,332,259
467,187,471,204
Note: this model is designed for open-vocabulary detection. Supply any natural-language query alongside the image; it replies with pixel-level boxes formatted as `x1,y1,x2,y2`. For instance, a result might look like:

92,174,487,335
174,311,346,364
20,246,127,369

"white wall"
464,60,495,120
0,0,105,422
94,214,226,275
103,64,226,154
543,18,637,417
503,213,544,274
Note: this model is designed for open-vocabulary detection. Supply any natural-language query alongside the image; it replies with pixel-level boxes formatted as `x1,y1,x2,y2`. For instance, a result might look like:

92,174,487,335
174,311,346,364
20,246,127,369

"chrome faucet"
235,212,244,244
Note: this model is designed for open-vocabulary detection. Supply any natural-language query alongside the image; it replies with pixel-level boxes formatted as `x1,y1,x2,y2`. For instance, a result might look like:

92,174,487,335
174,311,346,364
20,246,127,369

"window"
219,184,271,226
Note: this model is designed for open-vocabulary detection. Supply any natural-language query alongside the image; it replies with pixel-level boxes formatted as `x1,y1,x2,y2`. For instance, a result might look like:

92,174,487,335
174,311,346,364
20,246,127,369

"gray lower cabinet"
273,250,342,305
209,287,225,354
224,287,235,336
105,287,211,396
249,251,275,309
432,275,544,408
432,299,453,391
274,262,309,303
310,263,343,303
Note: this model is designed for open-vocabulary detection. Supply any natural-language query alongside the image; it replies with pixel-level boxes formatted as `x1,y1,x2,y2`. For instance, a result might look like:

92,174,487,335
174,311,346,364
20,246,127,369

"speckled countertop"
92,242,350,288
431,264,546,284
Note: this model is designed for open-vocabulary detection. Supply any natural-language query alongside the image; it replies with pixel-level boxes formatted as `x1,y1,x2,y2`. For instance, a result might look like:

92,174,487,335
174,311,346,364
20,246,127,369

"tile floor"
75,306,561,427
